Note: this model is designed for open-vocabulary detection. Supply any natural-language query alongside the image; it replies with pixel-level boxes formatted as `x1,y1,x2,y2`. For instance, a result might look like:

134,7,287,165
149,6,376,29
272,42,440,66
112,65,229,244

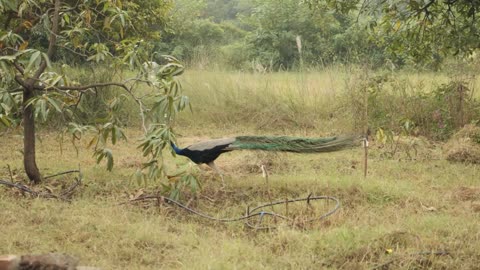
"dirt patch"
336,185,368,208
453,186,480,213
472,202,480,213
451,124,480,142
445,139,480,164
445,124,480,164
227,151,295,174
454,186,480,202
119,156,143,168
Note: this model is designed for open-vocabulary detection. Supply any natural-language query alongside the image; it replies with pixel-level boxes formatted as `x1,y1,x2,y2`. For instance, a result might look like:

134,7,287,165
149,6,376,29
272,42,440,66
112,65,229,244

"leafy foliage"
304,0,480,66
155,0,384,70
244,0,379,70
0,0,199,197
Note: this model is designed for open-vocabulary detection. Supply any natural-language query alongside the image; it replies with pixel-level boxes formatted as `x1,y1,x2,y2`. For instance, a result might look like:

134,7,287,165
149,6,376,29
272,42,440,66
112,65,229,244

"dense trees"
161,0,382,70
158,0,480,70
305,0,480,66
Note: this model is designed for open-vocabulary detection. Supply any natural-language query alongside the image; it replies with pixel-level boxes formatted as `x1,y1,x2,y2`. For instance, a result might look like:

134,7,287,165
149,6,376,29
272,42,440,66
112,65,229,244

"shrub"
345,73,480,141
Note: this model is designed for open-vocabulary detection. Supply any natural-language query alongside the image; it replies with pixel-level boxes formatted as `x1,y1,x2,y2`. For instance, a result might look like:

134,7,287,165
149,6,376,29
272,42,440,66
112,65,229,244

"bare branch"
14,74,27,89
55,82,129,92
12,61,24,75
57,45,88,57
7,87,23,93
421,0,436,12
0,169,82,200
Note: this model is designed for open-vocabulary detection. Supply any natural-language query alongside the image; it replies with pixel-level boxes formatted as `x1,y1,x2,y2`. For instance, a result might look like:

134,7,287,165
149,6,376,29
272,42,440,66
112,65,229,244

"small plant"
375,119,420,160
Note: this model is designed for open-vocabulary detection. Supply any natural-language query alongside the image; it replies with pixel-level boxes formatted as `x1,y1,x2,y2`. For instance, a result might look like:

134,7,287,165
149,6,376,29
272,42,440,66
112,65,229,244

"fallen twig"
0,180,37,195
0,169,83,201
44,169,81,180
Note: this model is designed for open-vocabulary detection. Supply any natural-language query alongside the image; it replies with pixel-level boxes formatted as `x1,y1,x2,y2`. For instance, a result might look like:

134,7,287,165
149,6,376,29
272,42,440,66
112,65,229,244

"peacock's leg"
207,161,225,185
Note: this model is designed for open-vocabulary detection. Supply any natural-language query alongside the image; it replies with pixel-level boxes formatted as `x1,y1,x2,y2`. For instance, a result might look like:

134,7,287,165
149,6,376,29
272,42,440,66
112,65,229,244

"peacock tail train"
171,134,362,166
227,135,360,153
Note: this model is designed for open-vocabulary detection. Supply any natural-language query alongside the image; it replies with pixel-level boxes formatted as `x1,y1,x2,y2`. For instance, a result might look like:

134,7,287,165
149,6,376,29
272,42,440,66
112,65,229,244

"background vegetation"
158,0,385,70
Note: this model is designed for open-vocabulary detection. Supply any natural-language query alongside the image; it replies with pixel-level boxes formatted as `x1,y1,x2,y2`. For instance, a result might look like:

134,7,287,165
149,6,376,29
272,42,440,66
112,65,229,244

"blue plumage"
171,141,232,165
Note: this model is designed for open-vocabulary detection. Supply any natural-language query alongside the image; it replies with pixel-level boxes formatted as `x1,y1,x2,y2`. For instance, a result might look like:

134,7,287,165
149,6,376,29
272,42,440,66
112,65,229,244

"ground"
0,127,479,269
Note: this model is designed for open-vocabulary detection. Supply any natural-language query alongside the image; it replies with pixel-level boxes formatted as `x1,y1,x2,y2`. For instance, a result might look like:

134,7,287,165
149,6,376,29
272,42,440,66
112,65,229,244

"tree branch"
14,74,27,89
57,45,88,57
421,0,436,12
418,0,436,18
12,61,24,75
7,87,23,93
32,0,61,80
55,82,129,92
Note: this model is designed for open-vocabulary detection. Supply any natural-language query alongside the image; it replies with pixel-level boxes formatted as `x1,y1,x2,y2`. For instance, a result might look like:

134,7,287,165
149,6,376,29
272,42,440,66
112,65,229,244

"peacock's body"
171,135,360,176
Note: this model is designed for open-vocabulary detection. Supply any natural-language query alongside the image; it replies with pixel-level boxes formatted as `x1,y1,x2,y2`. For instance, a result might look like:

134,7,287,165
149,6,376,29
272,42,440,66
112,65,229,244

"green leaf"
1,0,17,11
106,149,114,171
0,55,17,61
26,51,42,73
45,96,62,112
119,14,125,26
41,52,51,68
111,125,117,144
87,136,98,149
0,114,11,127
95,148,114,171
63,13,70,24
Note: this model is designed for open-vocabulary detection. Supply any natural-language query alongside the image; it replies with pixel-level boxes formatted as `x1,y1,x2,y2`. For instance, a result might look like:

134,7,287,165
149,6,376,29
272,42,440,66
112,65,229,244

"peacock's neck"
170,142,183,155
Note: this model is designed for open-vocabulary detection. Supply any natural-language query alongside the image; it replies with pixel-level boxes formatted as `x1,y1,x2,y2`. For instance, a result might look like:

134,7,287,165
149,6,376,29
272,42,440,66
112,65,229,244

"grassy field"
1,69,480,269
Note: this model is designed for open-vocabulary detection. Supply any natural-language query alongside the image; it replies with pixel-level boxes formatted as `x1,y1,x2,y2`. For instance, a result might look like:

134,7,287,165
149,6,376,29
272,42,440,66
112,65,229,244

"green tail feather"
229,135,360,153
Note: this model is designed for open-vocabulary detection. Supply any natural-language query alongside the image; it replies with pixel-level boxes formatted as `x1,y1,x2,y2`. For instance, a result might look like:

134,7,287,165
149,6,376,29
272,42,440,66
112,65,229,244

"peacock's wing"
186,137,236,151
228,135,361,153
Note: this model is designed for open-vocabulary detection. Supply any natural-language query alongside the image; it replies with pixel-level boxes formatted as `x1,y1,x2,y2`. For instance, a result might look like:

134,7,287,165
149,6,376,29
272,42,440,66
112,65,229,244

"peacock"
171,135,360,179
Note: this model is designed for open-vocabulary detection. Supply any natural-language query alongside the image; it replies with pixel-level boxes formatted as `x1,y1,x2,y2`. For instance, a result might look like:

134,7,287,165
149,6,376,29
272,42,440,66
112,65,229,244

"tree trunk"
23,88,42,184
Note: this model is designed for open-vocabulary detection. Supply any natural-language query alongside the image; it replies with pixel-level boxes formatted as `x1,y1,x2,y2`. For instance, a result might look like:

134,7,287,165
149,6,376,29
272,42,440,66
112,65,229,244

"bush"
219,41,252,70
345,73,480,141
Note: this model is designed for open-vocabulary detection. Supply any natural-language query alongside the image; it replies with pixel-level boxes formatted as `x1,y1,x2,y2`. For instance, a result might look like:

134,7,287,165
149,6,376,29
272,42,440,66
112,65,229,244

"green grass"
1,68,480,269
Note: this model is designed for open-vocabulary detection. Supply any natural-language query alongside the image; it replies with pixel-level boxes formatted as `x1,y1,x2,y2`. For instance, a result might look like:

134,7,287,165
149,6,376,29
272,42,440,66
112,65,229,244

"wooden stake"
364,135,369,178
261,165,275,213
363,69,369,179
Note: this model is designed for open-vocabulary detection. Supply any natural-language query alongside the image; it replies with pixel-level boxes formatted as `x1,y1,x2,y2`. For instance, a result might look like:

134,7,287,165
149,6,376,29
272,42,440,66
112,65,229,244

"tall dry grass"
176,66,480,139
